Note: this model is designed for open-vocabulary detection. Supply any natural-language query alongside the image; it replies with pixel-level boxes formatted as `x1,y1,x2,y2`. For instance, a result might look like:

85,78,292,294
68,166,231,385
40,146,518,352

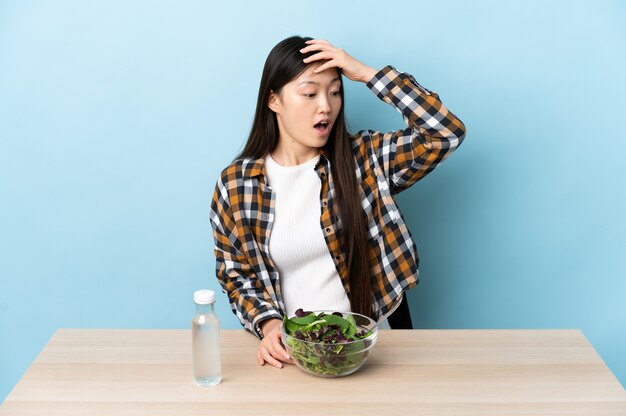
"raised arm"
299,39,467,195
360,65,467,195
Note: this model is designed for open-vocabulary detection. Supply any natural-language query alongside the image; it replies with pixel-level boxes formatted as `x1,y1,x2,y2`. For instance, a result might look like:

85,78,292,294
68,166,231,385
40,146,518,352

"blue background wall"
1,0,625,402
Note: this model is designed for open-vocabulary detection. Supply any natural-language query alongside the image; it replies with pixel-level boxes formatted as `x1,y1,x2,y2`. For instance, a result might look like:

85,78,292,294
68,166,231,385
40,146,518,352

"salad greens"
282,309,375,376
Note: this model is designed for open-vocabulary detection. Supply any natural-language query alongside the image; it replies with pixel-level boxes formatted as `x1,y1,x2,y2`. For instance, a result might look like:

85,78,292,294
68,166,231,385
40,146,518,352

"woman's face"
268,62,342,153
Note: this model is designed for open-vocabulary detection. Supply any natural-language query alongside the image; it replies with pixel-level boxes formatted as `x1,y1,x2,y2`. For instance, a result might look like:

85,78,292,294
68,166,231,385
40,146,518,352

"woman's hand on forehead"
300,39,377,84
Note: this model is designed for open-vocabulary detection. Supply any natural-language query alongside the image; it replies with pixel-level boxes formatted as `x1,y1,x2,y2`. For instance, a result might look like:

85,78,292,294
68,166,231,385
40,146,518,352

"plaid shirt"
210,65,466,339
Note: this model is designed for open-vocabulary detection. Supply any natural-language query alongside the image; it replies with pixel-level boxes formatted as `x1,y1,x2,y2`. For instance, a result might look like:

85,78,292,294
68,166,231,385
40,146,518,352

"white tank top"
264,153,351,319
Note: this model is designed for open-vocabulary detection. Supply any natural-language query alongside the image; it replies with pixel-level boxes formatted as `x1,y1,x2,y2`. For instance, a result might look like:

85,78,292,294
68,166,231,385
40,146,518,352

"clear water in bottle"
192,290,221,386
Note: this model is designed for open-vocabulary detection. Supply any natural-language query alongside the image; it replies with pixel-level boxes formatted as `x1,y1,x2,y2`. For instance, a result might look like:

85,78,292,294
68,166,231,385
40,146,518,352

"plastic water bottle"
192,289,221,386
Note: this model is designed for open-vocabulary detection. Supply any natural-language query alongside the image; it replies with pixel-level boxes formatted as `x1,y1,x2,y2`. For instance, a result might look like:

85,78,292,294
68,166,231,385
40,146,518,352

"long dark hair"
235,35,373,320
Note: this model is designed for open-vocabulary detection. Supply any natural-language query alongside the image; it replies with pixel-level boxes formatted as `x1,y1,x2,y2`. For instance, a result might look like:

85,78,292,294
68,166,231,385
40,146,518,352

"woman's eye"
304,91,341,98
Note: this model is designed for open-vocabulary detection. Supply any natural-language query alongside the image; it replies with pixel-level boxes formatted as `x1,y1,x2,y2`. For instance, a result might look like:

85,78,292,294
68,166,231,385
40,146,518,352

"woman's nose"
318,96,331,113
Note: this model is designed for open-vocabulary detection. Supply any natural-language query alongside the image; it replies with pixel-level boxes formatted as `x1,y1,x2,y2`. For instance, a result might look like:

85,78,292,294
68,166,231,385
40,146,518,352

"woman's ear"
268,90,280,114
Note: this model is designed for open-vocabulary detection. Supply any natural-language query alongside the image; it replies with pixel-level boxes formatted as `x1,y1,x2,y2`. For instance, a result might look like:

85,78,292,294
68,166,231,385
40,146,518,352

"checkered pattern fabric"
210,65,467,339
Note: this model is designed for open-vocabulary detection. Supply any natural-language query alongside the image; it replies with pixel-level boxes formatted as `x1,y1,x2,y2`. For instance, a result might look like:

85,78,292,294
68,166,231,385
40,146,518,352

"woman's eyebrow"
297,77,342,86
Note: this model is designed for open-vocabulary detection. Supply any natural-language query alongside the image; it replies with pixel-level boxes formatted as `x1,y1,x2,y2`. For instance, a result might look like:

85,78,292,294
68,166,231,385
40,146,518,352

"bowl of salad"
281,309,378,377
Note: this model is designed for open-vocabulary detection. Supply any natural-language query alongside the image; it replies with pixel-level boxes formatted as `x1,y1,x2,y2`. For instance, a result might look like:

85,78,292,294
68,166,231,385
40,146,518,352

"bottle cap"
194,289,215,304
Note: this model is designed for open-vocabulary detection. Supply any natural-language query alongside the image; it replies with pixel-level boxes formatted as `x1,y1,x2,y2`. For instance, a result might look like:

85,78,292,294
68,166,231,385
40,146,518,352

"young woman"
209,36,466,368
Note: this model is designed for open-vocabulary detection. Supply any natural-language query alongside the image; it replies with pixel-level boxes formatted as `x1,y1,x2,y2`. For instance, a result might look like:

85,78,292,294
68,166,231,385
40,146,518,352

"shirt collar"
319,147,330,164
245,157,265,179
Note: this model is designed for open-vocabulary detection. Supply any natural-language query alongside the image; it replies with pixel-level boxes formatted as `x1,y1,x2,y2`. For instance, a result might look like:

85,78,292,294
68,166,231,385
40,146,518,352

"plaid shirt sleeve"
363,65,467,194
209,168,282,339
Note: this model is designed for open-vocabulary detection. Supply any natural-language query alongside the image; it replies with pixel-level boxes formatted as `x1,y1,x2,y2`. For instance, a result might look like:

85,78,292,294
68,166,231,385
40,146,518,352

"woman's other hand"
257,318,294,368
300,39,377,83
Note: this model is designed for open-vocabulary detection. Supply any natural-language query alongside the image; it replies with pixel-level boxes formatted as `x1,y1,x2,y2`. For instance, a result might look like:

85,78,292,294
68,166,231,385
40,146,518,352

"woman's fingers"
300,40,339,60
303,51,344,74
312,59,339,74
300,41,334,54
302,46,343,61
305,38,331,46
259,345,283,368
302,51,333,63
257,330,294,368
266,331,291,363
299,39,369,82
256,318,295,368
272,331,293,363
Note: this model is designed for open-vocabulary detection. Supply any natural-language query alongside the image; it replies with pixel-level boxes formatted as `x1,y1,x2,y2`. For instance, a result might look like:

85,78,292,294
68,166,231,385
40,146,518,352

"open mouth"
314,121,330,135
